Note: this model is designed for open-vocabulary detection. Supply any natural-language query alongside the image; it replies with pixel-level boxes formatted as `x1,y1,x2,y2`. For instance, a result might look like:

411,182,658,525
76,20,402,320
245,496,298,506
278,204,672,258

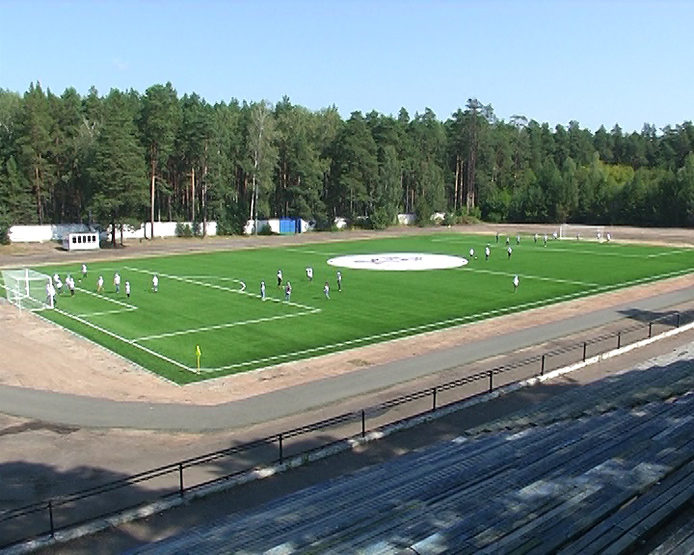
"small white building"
62,232,100,251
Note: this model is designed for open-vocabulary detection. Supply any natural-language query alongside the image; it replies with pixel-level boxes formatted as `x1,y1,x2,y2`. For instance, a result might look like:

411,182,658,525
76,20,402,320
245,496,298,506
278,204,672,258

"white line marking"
286,248,339,257
431,237,689,260
536,246,683,259
73,286,138,309
122,268,322,341
76,308,138,317
197,267,693,372
50,307,194,372
124,267,318,311
134,309,320,342
461,267,600,287
646,250,689,258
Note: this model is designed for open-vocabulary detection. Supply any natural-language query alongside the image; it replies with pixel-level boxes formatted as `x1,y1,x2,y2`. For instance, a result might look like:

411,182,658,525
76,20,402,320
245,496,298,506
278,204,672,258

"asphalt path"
0,285,692,432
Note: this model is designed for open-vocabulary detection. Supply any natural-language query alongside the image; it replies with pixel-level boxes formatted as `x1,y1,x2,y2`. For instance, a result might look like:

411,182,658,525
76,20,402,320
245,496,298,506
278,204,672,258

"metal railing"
0,310,691,549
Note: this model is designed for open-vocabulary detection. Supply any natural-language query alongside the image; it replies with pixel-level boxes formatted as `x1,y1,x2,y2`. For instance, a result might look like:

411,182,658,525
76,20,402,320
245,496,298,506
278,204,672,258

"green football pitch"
7,233,694,384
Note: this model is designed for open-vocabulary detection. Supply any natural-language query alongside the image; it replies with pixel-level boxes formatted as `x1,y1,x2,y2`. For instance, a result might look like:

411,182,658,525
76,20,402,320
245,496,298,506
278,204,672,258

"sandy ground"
0,224,692,406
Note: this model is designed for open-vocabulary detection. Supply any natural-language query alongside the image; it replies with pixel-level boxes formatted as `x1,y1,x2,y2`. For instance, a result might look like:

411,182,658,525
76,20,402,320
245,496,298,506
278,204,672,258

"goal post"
1,269,54,311
559,223,606,241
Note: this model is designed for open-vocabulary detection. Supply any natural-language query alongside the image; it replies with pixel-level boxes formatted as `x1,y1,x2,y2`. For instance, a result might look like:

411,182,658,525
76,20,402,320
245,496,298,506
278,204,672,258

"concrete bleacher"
132,352,694,554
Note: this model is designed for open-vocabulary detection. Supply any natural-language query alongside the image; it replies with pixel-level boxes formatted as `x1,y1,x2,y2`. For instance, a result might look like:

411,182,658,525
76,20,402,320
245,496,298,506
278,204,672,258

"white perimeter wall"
10,214,418,242
115,221,218,240
9,222,218,243
9,224,91,243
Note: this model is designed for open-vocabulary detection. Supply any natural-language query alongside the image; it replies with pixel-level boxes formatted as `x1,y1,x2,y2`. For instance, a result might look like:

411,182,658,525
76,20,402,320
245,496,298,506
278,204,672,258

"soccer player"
81,263,87,281
54,275,63,295
507,246,513,259
324,281,330,299
469,247,475,260
606,232,611,242
284,281,292,301
513,274,519,292
277,269,283,288
495,231,499,243
97,275,104,293
152,274,159,293
306,267,313,282
125,280,131,298
543,234,548,247
336,271,342,292
534,233,538,244
114,272,121,294
485,245,490,260
516,234,520,245
505,236,510,247
66,275,75,296
53,272,60,285
260,280,266,301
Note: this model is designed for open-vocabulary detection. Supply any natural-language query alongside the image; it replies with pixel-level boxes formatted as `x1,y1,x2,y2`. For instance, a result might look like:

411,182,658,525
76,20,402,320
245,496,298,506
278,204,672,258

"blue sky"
1,0,691,132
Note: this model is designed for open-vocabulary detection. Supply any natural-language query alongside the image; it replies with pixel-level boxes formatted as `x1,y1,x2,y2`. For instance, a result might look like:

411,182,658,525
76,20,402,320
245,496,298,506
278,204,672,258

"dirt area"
1,224,692,407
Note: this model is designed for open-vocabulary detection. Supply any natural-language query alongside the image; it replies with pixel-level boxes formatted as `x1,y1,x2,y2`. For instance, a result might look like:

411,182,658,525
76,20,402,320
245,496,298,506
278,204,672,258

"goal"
1,269,54,311
559,224,606,242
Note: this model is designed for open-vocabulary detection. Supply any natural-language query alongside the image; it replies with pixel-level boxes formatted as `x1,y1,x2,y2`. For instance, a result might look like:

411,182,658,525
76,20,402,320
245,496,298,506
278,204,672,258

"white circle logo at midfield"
327,253,468,271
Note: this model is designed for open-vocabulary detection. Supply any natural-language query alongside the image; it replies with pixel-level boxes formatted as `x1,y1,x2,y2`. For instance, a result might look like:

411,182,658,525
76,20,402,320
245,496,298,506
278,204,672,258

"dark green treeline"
1,83,693,239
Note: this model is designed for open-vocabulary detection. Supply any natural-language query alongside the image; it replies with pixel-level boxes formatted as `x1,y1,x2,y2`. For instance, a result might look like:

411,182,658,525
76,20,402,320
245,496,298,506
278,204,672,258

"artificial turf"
13,232,694,384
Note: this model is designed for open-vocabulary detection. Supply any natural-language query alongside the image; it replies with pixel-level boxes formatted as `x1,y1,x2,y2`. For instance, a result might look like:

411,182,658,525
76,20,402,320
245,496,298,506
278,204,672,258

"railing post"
278,433,284,464
488,370,493,393
361,410,365,438
648,322,652,338
541,354,545,376
178,463,184,496
582,342,587,362
617,331,621,349
676,312,681,328
48,500,55,538
432,387,437,411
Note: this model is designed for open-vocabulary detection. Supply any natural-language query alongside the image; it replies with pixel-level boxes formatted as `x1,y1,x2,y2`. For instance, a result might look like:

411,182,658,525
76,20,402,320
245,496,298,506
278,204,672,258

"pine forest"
1,82,693,243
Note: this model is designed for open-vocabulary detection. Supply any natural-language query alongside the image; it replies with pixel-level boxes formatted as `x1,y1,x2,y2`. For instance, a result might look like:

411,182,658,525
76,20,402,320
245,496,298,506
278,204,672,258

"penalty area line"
73,286,139,309
125,267,317,311
50,307,195,373
134,308,320,342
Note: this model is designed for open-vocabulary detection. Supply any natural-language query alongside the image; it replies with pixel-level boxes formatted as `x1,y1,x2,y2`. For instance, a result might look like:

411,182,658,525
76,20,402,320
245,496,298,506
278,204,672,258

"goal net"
559,224,606,242
1,269,54,311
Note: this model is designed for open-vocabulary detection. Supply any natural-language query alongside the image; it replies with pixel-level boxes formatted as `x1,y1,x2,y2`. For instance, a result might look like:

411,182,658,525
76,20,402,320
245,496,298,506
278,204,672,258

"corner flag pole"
195,345,201,371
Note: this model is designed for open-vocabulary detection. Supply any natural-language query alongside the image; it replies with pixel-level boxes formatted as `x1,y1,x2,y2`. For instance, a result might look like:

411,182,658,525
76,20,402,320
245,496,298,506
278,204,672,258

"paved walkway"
0,286,692,432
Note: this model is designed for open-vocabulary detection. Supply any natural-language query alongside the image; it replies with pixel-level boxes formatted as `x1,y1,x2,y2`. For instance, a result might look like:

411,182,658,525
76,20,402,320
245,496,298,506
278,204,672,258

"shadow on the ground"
6,352,693,553
618,306,694,325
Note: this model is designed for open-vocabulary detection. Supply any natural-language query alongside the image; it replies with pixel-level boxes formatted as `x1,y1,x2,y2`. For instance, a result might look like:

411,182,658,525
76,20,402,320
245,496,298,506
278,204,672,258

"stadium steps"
649,512,694,555
471,357,694,435
557,457,694,554
427,404,694,552
131,393,694,554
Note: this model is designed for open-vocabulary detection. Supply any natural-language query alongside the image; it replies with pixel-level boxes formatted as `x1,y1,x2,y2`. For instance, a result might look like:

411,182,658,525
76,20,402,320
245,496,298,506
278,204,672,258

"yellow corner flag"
195,345,202,370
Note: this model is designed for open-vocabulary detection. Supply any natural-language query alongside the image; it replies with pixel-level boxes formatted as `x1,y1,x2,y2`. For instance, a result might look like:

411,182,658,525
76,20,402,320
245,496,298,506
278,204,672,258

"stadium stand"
131,350,694,554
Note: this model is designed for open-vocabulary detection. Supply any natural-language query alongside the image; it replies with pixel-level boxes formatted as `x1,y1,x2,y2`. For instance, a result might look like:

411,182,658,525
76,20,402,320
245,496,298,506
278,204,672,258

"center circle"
326,253,468,271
